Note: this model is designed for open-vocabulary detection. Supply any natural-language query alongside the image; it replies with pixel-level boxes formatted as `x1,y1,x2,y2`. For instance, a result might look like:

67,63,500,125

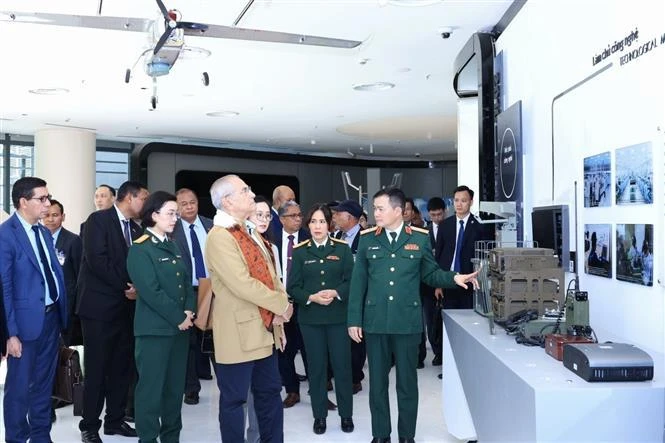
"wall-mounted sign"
495,100,523,240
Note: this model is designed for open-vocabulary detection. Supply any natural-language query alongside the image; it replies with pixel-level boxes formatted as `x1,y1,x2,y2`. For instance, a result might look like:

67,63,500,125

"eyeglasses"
157,210,178,219
255,212,272,221
30,194,52,203
282,213,303,219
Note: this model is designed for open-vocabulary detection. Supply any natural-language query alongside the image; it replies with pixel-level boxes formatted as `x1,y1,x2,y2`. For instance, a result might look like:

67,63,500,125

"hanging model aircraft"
1,0,362,109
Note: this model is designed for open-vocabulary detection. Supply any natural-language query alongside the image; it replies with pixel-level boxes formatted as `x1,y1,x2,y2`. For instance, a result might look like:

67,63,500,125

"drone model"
1,0,362,109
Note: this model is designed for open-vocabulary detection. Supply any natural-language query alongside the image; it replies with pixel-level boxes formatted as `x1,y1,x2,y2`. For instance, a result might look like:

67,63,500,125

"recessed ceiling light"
353,82,395,92
206,111,239,117
29,88,69,95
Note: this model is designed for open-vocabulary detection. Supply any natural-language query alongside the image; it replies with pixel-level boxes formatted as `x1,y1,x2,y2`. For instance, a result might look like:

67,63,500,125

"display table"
442,310,665,442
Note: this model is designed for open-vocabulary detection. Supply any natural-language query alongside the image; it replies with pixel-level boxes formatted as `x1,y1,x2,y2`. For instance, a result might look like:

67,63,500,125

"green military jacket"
127,231,196,336
287,237,355,325
347,225,457,334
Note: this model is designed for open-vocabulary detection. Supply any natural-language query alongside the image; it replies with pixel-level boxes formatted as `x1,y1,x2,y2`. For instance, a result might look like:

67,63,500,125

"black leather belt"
45,303,57,313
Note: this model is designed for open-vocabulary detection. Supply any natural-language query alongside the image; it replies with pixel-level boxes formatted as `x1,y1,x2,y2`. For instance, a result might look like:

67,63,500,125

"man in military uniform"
347,188,479,443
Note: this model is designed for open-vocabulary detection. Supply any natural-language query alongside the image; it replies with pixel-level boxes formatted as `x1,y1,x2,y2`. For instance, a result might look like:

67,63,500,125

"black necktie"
454,220,465,272
189,224,206,279
32,225,59,304
287,234,295,276
389,232,397,244
122,219,132,247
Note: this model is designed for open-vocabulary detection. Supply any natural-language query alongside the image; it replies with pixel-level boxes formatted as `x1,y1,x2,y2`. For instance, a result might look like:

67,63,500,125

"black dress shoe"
123,414,134,423
103,421,137,437
352,382,362,394
432,355,442,366
437,373,442,379
296,373,307,382
81,430,103,443
184,391,200,405
313,418,326,434
199,374,213,380
416,361,425,369
398,438,415,443
370,438,391,443
327,399,337,410
341,417,354,433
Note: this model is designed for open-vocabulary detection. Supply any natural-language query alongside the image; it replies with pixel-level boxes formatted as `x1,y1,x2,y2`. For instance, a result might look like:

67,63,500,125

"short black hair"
97,184,116,197
49,199,64,214
427,197,446,212
254,195,271,206
304,203,332,230
117,181,146,202
12,176,47,209
175,188,197,199
453,185,474,200
373,188,405,212
405,197,415,208
140,191,176,227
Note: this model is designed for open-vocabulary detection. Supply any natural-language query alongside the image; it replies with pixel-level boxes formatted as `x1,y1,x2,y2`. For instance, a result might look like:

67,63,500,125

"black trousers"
277,306,308,394
185,329,215,394
351,339,366,384
421,291,442,359
79,316,132,432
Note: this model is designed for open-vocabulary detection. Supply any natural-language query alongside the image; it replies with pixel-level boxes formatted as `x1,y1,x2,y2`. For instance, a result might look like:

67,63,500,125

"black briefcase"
53,346,82,404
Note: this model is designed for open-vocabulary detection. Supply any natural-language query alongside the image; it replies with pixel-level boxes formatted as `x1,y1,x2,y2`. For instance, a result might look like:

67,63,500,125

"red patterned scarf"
227,226,275,331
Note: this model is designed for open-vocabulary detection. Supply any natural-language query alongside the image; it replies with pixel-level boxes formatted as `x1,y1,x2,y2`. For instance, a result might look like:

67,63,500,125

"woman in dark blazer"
287,203,355,435
126,191,196,443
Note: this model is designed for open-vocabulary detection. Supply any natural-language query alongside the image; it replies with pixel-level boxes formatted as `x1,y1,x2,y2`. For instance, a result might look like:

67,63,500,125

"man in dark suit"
268,185,295,241
1,177,68,443
77,180,147,443
275,200,311,408
331,199,365,394
420,197,447,367
43,199,83,346
173,188,214,405
435,185,489,309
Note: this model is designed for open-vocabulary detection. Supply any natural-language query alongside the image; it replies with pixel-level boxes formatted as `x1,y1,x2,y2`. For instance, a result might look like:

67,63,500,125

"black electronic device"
563,342,654,382
531,205,569,269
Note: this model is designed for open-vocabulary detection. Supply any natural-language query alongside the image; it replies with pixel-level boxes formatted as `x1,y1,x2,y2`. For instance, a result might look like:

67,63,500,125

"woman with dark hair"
287,203,355,435
127,191,196,443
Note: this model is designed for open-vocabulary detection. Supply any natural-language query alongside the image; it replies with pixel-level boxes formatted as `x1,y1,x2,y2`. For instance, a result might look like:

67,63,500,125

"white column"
456,97,480,212
35,128,96,231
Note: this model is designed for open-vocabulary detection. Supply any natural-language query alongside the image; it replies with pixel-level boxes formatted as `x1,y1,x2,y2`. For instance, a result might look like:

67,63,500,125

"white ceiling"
0,0,512,160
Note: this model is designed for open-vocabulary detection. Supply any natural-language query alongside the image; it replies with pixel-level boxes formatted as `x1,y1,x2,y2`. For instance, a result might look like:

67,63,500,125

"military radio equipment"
488,247,564,322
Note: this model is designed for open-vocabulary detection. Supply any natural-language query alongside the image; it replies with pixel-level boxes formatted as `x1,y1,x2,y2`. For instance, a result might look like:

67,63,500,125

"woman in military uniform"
287,203,355,435
127,191,196,443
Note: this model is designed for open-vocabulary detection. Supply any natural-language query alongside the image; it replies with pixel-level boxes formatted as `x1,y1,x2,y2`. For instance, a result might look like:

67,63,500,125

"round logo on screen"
499,127,517,199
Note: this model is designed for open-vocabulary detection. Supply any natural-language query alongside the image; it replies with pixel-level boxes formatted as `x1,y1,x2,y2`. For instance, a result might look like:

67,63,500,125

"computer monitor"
531,205,569,270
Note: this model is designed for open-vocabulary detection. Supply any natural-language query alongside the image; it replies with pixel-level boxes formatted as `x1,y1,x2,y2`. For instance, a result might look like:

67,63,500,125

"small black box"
563,342,653,382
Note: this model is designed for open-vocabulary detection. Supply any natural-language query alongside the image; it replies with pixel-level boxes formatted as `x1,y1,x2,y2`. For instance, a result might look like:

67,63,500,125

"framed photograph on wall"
615,142,653,205
584,224,612,278
616,224,653,286
583,152,611,207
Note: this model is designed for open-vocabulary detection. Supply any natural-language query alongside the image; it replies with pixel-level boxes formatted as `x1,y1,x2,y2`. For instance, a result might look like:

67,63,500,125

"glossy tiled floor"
1,354,466,442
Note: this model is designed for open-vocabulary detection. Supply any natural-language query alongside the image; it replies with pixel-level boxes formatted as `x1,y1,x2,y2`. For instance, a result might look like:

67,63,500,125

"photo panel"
615,142,653,205
583,152,611,208
616,224,653,286
584,223,612,278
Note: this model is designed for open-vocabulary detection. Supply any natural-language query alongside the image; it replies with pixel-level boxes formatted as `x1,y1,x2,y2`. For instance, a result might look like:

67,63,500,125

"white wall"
495,0,665,353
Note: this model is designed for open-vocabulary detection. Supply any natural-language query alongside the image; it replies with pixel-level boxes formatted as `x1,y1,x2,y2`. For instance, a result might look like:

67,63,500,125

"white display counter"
442,310,665,442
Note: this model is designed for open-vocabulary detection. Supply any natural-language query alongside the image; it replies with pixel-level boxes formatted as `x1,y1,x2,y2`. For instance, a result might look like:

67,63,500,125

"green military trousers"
135,332,189,443
300,323,353,420
365,332,420,439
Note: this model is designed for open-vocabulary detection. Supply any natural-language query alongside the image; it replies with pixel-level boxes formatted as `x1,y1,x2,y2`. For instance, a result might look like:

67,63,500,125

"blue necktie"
189,224,206,279
32,225,59,304
454,220,465,272
122,219,132,247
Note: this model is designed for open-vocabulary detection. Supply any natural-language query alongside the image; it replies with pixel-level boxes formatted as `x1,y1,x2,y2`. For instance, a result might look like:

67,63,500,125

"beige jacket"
205,210,288,364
